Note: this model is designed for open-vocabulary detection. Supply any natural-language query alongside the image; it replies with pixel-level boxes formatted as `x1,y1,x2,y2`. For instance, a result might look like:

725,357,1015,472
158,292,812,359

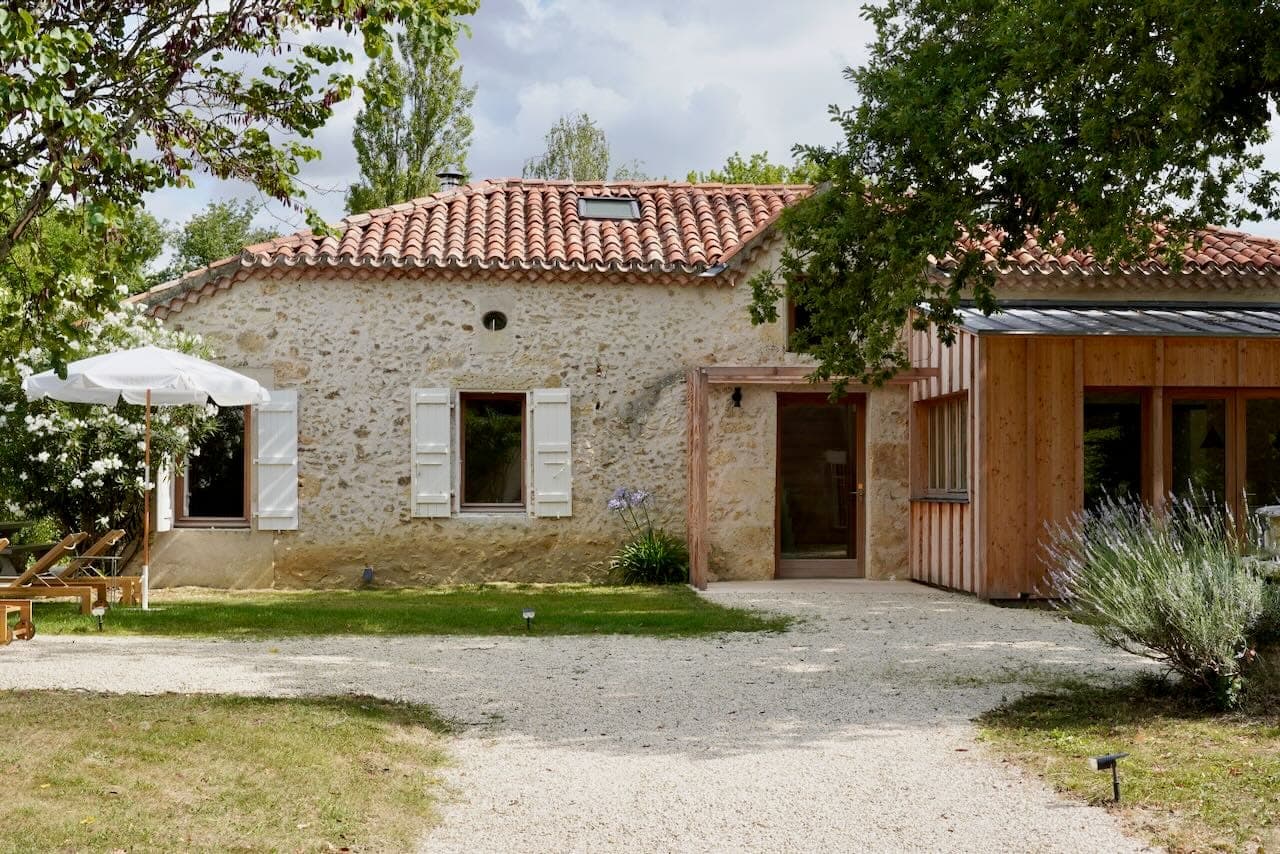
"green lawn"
979,681,1280,852
32,583,791,639
0,691,449,852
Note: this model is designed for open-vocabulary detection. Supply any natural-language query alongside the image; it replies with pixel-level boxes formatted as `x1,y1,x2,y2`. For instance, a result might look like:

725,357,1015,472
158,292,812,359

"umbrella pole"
142,389,151,611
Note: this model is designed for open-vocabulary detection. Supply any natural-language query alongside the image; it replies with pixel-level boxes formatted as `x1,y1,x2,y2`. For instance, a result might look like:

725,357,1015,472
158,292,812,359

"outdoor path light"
1089,752,1129,802
523,608,535,631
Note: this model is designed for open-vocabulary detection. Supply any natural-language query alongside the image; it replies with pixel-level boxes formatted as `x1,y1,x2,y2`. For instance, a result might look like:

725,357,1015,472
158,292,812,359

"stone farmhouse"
134,177,1280,598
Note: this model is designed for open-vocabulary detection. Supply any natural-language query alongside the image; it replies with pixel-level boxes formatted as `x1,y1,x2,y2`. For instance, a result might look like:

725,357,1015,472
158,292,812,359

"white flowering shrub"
0,284,218,542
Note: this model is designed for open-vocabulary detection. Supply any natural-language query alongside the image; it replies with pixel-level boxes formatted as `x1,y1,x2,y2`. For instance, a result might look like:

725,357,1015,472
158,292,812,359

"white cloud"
142,0,1280,244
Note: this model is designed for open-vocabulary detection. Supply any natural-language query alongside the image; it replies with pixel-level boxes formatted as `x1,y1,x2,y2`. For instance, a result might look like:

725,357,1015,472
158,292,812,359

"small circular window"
481,311,508,331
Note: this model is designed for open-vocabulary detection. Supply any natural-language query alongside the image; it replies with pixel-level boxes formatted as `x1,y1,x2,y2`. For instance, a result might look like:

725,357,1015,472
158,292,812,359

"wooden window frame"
917,392,969,501
459,391,528,512
174,405,252,528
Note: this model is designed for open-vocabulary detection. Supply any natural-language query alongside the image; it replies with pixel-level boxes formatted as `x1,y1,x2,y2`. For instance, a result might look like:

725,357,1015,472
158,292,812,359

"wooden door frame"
774,391,866,578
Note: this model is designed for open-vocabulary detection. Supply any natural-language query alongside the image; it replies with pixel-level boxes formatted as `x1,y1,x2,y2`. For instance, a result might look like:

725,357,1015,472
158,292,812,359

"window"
786,299,812,353
922,395,967,497
176,406,250,526
1083,391,1144,511
460,393,525,508
578,197,639,220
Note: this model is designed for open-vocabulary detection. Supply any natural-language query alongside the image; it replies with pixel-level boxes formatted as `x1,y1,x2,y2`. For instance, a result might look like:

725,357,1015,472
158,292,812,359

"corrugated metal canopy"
957,304,1280,337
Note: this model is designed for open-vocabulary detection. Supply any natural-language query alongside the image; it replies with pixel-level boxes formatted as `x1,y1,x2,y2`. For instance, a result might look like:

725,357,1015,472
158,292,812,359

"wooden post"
1150,385,1165,515
686,367,709,590
142,389,151,610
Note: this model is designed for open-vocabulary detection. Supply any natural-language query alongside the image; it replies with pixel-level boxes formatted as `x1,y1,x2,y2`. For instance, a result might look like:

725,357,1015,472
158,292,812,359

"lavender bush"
607,487,689,585
1045,494,1277,709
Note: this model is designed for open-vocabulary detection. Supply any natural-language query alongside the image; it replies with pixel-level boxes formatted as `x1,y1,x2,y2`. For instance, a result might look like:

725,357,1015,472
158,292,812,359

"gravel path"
0,580,1153,852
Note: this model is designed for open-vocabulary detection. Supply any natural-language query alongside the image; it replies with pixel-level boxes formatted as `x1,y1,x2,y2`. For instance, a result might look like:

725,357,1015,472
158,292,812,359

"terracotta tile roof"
138,178,1280,317
939,223,1280,277
140,178,811,316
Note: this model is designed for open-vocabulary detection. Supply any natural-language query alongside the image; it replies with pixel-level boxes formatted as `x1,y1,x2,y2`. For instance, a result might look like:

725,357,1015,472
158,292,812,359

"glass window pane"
185,407,246,518
1245,398,1280,512
1170,398,1228,507
1082,392,1143,511
779,403,853,559
463,396,524,504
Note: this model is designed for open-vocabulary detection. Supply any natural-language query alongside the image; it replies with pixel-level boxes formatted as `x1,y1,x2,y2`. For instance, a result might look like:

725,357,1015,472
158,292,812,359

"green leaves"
0,0,477,363
753,0,1280,385
346,16,476,214
522,112,646,182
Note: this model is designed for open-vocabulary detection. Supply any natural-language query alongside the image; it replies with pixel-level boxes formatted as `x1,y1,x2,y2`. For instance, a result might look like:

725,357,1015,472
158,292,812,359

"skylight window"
578,197,640,220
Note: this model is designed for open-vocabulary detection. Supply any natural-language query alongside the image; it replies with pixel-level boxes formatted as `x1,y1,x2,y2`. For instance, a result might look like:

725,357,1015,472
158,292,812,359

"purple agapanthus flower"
628,488,650,505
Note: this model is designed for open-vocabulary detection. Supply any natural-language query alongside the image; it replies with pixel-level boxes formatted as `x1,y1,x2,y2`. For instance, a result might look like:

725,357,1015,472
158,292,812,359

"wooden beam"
685,367,709,590
1150,385,1165,514
701,366,940,385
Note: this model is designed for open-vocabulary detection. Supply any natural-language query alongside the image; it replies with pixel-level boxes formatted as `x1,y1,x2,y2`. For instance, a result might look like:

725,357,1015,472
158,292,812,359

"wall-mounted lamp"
1089,752,1129,802
731,387,742,408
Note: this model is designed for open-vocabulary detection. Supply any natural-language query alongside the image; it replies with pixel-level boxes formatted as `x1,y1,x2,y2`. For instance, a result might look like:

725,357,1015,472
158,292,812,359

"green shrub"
609,528,690,585
606,487,689,585
1045,495,1275,709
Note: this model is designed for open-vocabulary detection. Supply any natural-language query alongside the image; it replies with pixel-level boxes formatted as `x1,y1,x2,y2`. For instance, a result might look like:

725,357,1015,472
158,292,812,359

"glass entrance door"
777,393,863,577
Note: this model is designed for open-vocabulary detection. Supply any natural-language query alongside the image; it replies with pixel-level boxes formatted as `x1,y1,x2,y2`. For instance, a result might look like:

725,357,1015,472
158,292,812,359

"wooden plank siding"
907,324,978,594
977,333,1280,599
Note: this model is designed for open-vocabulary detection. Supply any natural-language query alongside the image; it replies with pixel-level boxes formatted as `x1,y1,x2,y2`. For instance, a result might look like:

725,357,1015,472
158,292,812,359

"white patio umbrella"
22,345,270,609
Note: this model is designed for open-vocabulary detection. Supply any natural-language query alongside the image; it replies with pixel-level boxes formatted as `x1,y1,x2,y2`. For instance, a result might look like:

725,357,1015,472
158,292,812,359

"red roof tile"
939,223,1280,277
138,179,1280,318
244,179,809,275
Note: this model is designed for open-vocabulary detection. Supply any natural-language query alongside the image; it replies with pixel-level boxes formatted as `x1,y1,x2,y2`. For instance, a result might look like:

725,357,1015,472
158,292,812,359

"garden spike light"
1088,752,1129,802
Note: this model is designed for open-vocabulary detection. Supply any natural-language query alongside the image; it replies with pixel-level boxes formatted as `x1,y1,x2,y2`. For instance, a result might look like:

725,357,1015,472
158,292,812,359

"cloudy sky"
143,0,1280,238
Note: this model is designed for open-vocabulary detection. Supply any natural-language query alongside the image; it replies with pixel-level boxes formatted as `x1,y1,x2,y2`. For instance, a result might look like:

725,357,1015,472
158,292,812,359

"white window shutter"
154,464,174,532
255,389,299,531
411,388,452,518
531,388,572,517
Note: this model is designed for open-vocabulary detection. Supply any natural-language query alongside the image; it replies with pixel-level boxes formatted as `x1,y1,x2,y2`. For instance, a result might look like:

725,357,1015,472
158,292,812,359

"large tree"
686,151,820,185
0,0,476,368
523,113,646,181
750,0,1280,386
346,22,476,213
162,199,277,282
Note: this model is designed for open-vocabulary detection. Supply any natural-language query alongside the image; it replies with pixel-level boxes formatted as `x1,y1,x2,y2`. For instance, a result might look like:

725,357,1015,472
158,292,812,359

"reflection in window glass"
1082,392,1143,511
462,395,524,505
1245,398,1280,512
1171,398,1228,505
185,407,246,518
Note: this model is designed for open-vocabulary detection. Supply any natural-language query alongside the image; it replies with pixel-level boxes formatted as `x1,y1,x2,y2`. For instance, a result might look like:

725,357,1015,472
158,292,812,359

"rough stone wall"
161,247,911,586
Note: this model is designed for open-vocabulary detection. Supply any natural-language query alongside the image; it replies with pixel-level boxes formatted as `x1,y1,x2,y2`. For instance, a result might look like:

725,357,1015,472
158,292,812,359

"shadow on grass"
979,677,1280,850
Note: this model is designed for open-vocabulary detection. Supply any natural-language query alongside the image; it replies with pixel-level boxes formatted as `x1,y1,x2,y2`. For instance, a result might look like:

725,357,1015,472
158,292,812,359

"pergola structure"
683,365,940,589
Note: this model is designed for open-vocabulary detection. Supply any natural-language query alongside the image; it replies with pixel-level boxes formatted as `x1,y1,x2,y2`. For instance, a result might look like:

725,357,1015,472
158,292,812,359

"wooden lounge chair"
0,533,104,614
55,530,140,606
0,599,35,644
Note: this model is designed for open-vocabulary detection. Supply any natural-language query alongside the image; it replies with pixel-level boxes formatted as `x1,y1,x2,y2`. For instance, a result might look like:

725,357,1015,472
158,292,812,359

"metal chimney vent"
436,166,465,191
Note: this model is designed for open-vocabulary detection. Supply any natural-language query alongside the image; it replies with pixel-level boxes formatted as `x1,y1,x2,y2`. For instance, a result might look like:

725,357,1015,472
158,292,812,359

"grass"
979,679,1280,852
32,583,791,639
0,690,450,852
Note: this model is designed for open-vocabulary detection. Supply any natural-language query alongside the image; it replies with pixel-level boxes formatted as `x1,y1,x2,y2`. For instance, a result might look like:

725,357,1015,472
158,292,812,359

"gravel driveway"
0,580,1153,853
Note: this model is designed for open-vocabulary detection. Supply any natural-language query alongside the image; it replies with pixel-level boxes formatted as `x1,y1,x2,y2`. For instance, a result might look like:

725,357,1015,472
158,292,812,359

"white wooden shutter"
531,388,572,517
255,389,299,531
154,464,174,532
411,388,452,517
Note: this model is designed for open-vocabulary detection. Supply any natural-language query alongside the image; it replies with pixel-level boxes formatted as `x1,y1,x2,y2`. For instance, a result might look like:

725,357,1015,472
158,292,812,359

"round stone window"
481,310,508,332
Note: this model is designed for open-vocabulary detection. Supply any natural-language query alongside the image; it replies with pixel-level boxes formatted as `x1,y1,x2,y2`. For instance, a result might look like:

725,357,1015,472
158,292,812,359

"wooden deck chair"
55,530,140,606
0,599,35,644
0,533,104,614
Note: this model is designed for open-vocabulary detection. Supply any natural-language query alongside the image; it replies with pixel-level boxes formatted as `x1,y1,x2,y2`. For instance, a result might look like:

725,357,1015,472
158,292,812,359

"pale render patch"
0,582,1153,853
